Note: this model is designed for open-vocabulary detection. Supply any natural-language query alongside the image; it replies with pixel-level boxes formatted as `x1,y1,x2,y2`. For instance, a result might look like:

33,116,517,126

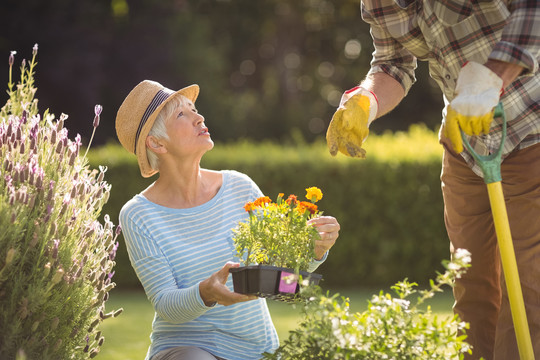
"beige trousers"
441,142,540,360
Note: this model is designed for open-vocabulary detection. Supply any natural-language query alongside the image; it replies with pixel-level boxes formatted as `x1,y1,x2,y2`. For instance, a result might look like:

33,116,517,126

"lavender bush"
0,45,122,359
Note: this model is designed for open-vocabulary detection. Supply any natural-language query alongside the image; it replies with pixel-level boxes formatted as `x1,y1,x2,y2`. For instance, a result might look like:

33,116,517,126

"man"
326,1,539,359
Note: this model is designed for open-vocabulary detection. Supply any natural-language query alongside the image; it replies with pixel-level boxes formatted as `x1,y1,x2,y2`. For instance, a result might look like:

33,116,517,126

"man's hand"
326,87,378,158
444,62,503,153
199,262,257,306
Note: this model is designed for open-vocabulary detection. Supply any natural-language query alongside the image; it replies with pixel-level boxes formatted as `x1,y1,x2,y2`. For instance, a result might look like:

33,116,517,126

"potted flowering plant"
230,187,324,302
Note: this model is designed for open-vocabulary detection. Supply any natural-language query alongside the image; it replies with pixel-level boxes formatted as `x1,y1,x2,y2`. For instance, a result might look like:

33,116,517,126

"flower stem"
83,127,96,159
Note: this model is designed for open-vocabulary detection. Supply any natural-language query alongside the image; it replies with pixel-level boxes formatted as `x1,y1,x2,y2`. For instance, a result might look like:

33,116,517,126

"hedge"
87,125,450,290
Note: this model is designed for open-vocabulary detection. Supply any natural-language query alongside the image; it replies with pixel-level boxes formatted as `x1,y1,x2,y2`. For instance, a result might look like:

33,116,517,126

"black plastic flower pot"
229,265,322,303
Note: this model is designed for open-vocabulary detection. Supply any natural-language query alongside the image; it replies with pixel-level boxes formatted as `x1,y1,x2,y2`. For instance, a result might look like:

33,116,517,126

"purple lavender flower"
43,204,53,223
74,134,82,148
109,242,119,260
9,51,16,66
56,140,64,154
52,239,60,259
35,167,44,189
50,128,57,144
68,145,77,166
60,195,70,216
29,122,38,140
93,105,103,128
107,271,115,281
46,181,55,202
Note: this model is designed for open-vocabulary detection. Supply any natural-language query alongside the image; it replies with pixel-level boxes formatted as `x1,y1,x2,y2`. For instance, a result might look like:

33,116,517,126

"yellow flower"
266,202,279,211
305,187,323,203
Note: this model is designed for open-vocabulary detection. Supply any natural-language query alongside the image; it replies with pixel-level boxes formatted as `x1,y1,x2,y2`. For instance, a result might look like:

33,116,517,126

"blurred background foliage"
2,0,451,289
0,0,443,146
88,126,448,289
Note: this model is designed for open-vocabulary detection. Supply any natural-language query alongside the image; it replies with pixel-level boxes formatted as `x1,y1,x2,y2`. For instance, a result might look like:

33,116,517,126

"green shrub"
263,249,473,359
88,124,447,289
0,47,121,359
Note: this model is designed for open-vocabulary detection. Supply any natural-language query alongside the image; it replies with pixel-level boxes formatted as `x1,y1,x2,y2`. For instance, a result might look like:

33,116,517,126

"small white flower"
454,248,472,264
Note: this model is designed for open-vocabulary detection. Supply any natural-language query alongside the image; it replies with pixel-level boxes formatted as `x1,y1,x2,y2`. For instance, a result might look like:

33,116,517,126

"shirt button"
445,74,451,80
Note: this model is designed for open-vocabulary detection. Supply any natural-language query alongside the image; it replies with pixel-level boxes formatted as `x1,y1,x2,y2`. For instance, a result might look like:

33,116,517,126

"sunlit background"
0,0,443,147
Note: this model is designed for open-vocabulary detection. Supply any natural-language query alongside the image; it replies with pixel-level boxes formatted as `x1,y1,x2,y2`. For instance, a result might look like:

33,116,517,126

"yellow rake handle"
461,103,534,359
487,182,534,360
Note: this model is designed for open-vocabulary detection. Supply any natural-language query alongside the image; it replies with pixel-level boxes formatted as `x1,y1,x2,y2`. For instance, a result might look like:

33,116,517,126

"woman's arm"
121,215,211,324
199,262,256,306
121,210,254,324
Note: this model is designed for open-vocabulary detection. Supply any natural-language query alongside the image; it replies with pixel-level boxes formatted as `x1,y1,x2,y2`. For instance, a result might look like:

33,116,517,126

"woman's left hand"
308,216,340,260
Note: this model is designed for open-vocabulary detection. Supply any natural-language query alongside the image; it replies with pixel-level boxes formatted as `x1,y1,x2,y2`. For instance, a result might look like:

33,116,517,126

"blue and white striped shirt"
119,170,285,360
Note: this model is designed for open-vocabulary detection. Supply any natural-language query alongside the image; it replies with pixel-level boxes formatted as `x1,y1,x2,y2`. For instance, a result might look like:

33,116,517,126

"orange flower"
244,202,254,212
286,194,298,206
296,201,318,215
253,196,272,208
305,187,323,203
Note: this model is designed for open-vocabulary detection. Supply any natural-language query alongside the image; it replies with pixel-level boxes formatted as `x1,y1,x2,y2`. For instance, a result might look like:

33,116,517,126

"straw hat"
116,80,199,177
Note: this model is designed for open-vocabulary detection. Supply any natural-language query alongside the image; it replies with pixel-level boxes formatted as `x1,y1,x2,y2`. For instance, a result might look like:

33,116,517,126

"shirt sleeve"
307,251,328,273
489,0,540,75
361,1,418,95
119,209,212,324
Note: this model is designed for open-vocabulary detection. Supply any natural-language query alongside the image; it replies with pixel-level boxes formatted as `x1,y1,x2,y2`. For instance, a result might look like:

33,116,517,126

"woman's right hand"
199,262,257,306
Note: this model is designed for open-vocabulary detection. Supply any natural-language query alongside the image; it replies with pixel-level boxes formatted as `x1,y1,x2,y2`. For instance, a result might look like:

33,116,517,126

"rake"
461,102,534,360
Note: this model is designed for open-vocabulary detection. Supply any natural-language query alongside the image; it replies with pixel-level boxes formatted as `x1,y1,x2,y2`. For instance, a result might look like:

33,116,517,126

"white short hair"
146,95,191,171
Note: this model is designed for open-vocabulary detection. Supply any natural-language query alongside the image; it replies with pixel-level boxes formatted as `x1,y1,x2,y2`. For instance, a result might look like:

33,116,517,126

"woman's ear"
146,136,167,154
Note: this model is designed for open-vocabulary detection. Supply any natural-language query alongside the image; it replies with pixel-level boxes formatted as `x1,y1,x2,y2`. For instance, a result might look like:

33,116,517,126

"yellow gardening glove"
326,87,378,158
444,62,503,153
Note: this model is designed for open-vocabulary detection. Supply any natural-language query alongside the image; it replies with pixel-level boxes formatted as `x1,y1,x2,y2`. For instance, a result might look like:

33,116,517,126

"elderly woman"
115,80,340,360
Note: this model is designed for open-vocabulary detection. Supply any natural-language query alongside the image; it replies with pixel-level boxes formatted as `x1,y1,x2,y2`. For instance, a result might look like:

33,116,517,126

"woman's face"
164,100,214,156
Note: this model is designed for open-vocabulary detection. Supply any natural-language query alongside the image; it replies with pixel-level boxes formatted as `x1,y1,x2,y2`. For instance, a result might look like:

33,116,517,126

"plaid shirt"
361,0,539,176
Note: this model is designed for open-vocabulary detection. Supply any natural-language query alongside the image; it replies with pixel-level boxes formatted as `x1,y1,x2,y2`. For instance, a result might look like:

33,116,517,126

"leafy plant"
0,46,122,359
264,249,474,359
233,187,324,271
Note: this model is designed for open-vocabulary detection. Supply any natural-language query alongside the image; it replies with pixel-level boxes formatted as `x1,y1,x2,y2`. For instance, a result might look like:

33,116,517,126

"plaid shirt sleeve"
361,1,418,95
490,0,540,75
359,0,539,177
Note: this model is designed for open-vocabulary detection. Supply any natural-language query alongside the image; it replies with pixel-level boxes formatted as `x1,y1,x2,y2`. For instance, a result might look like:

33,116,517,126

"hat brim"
136,84,200,177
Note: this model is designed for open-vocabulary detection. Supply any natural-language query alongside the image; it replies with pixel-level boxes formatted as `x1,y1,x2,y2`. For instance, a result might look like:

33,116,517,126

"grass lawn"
98,287,455,360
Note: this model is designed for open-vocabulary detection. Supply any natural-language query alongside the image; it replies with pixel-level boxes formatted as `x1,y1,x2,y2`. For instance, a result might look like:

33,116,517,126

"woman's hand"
199,262,257,307
308,216,340,260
